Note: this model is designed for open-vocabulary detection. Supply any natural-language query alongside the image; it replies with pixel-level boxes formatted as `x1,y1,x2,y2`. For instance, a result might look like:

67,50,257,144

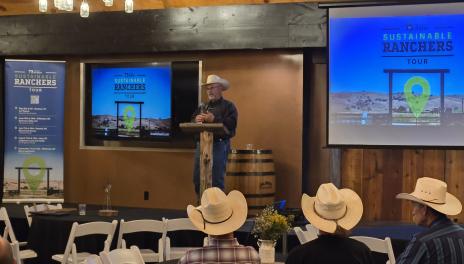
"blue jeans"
193,139,230,195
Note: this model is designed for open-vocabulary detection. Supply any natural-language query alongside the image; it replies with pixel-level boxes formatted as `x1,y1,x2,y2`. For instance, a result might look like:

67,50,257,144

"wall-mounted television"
327,2,464,147
83,61,200,149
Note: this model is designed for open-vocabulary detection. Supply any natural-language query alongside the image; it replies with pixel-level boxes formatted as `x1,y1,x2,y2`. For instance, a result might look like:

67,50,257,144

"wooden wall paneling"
340,149,363,199
381,149,403,221
361,149,384,222
445,150,464,223
340,149,371,220
401,149,424,221
307,63,331,195
422,150,446,179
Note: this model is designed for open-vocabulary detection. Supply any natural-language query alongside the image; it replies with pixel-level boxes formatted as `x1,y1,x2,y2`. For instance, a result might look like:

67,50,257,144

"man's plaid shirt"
178,237,260,264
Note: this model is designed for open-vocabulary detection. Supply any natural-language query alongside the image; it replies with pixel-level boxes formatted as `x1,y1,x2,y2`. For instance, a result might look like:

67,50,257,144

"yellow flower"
251,205,293,241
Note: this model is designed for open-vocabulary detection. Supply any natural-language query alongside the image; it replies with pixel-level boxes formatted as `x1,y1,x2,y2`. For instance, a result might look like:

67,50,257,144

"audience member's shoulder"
244,246,260,260
288,241,313,256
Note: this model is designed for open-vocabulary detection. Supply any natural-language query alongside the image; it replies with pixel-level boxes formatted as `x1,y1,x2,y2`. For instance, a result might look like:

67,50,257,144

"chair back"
117,219,166,248
350,236,395,264
0,207,19,243
100,246,145,264
164,218,205,261
24,203,63,226
61,221,118,264
165,218,198,232
294,224,318,244
117,219,166,262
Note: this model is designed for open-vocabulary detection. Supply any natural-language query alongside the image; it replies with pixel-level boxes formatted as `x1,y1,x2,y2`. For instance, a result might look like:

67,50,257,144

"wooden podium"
180,123,229,197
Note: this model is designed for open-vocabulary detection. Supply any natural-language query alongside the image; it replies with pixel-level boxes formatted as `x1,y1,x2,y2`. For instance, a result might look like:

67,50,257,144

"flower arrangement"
251,205,294,241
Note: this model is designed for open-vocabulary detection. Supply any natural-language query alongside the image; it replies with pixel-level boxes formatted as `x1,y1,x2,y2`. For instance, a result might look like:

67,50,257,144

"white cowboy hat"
396,177,462,216
201,74,230,90
301,183,363,234
187,187,247,235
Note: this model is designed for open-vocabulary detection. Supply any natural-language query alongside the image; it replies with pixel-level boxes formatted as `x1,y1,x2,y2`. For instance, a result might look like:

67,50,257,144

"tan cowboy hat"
201,74,230,90
187,187,247,235
396,177,462,216
301,183,363,234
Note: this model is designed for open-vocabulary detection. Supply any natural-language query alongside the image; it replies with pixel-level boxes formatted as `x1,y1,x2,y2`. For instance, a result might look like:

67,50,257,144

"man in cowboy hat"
0,237,16,264
286,183,374,264
396,177,464,264
179,187,259,264
192,74,238,196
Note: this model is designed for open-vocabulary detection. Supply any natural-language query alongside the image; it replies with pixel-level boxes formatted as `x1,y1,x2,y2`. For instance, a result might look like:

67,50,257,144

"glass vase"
258,239,276,263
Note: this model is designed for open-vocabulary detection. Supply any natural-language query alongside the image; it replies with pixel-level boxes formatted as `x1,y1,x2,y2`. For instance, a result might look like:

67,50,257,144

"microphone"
199,102,209,114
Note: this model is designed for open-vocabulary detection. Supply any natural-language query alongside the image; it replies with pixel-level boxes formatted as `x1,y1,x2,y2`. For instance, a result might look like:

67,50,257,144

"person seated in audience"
396,177,464,264
0,237,16,264
286,183,374,264
179,187,259,264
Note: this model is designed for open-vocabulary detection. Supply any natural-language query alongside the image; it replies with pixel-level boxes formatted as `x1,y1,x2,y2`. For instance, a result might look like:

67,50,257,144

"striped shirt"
397,217,464,264
178,237,260,264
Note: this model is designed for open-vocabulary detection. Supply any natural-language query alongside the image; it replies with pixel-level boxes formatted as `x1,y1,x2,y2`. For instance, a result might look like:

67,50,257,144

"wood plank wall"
341,149,464,223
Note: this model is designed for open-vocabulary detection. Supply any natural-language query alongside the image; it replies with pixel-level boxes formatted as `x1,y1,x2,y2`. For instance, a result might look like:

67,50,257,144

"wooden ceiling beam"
0,0,338,16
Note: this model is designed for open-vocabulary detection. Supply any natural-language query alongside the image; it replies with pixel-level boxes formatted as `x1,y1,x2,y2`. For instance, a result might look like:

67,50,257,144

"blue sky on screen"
91,65,171,119
329,14,464,95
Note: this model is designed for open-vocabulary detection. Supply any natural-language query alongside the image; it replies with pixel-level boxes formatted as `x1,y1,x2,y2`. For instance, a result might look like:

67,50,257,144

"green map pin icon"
404,76,431,118
23,156,46,192
123,105,136,132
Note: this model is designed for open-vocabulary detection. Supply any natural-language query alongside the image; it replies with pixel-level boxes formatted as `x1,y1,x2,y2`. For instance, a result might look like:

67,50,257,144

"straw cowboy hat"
301,183,363,234
396,177,462,216
201,74,230,90
187,187,247,235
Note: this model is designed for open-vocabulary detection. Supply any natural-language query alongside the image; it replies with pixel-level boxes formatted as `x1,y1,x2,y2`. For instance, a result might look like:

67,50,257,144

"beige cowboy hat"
301,183,363,234
396,177,462,216
187,187,247,235
201,74,230,90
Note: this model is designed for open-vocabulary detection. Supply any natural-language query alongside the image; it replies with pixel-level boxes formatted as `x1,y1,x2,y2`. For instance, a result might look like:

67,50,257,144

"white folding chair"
100,246,145,264
293,224,318,244
24,203,63,226
0,207,37,264
52,220,117,264
350,236,395,264
164,218,206,261
117,219,165,262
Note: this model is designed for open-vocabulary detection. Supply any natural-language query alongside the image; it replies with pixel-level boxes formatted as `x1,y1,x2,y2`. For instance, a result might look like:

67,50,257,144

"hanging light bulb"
125,0,133,13
103,0,113,7
64,0,73,11
54,0,63,10
80,0,89,18
39,0,48,12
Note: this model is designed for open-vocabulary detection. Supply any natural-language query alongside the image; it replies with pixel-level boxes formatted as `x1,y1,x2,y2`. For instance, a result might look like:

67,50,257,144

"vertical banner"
3,60,65,201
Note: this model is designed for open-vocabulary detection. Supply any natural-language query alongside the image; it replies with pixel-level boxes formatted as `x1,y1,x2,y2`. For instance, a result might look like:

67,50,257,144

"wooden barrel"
225,149,275,216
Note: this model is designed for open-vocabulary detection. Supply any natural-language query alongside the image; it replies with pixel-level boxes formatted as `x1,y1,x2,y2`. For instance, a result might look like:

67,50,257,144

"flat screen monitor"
84,61,200,148
90,63,172,139
328,2,464,147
